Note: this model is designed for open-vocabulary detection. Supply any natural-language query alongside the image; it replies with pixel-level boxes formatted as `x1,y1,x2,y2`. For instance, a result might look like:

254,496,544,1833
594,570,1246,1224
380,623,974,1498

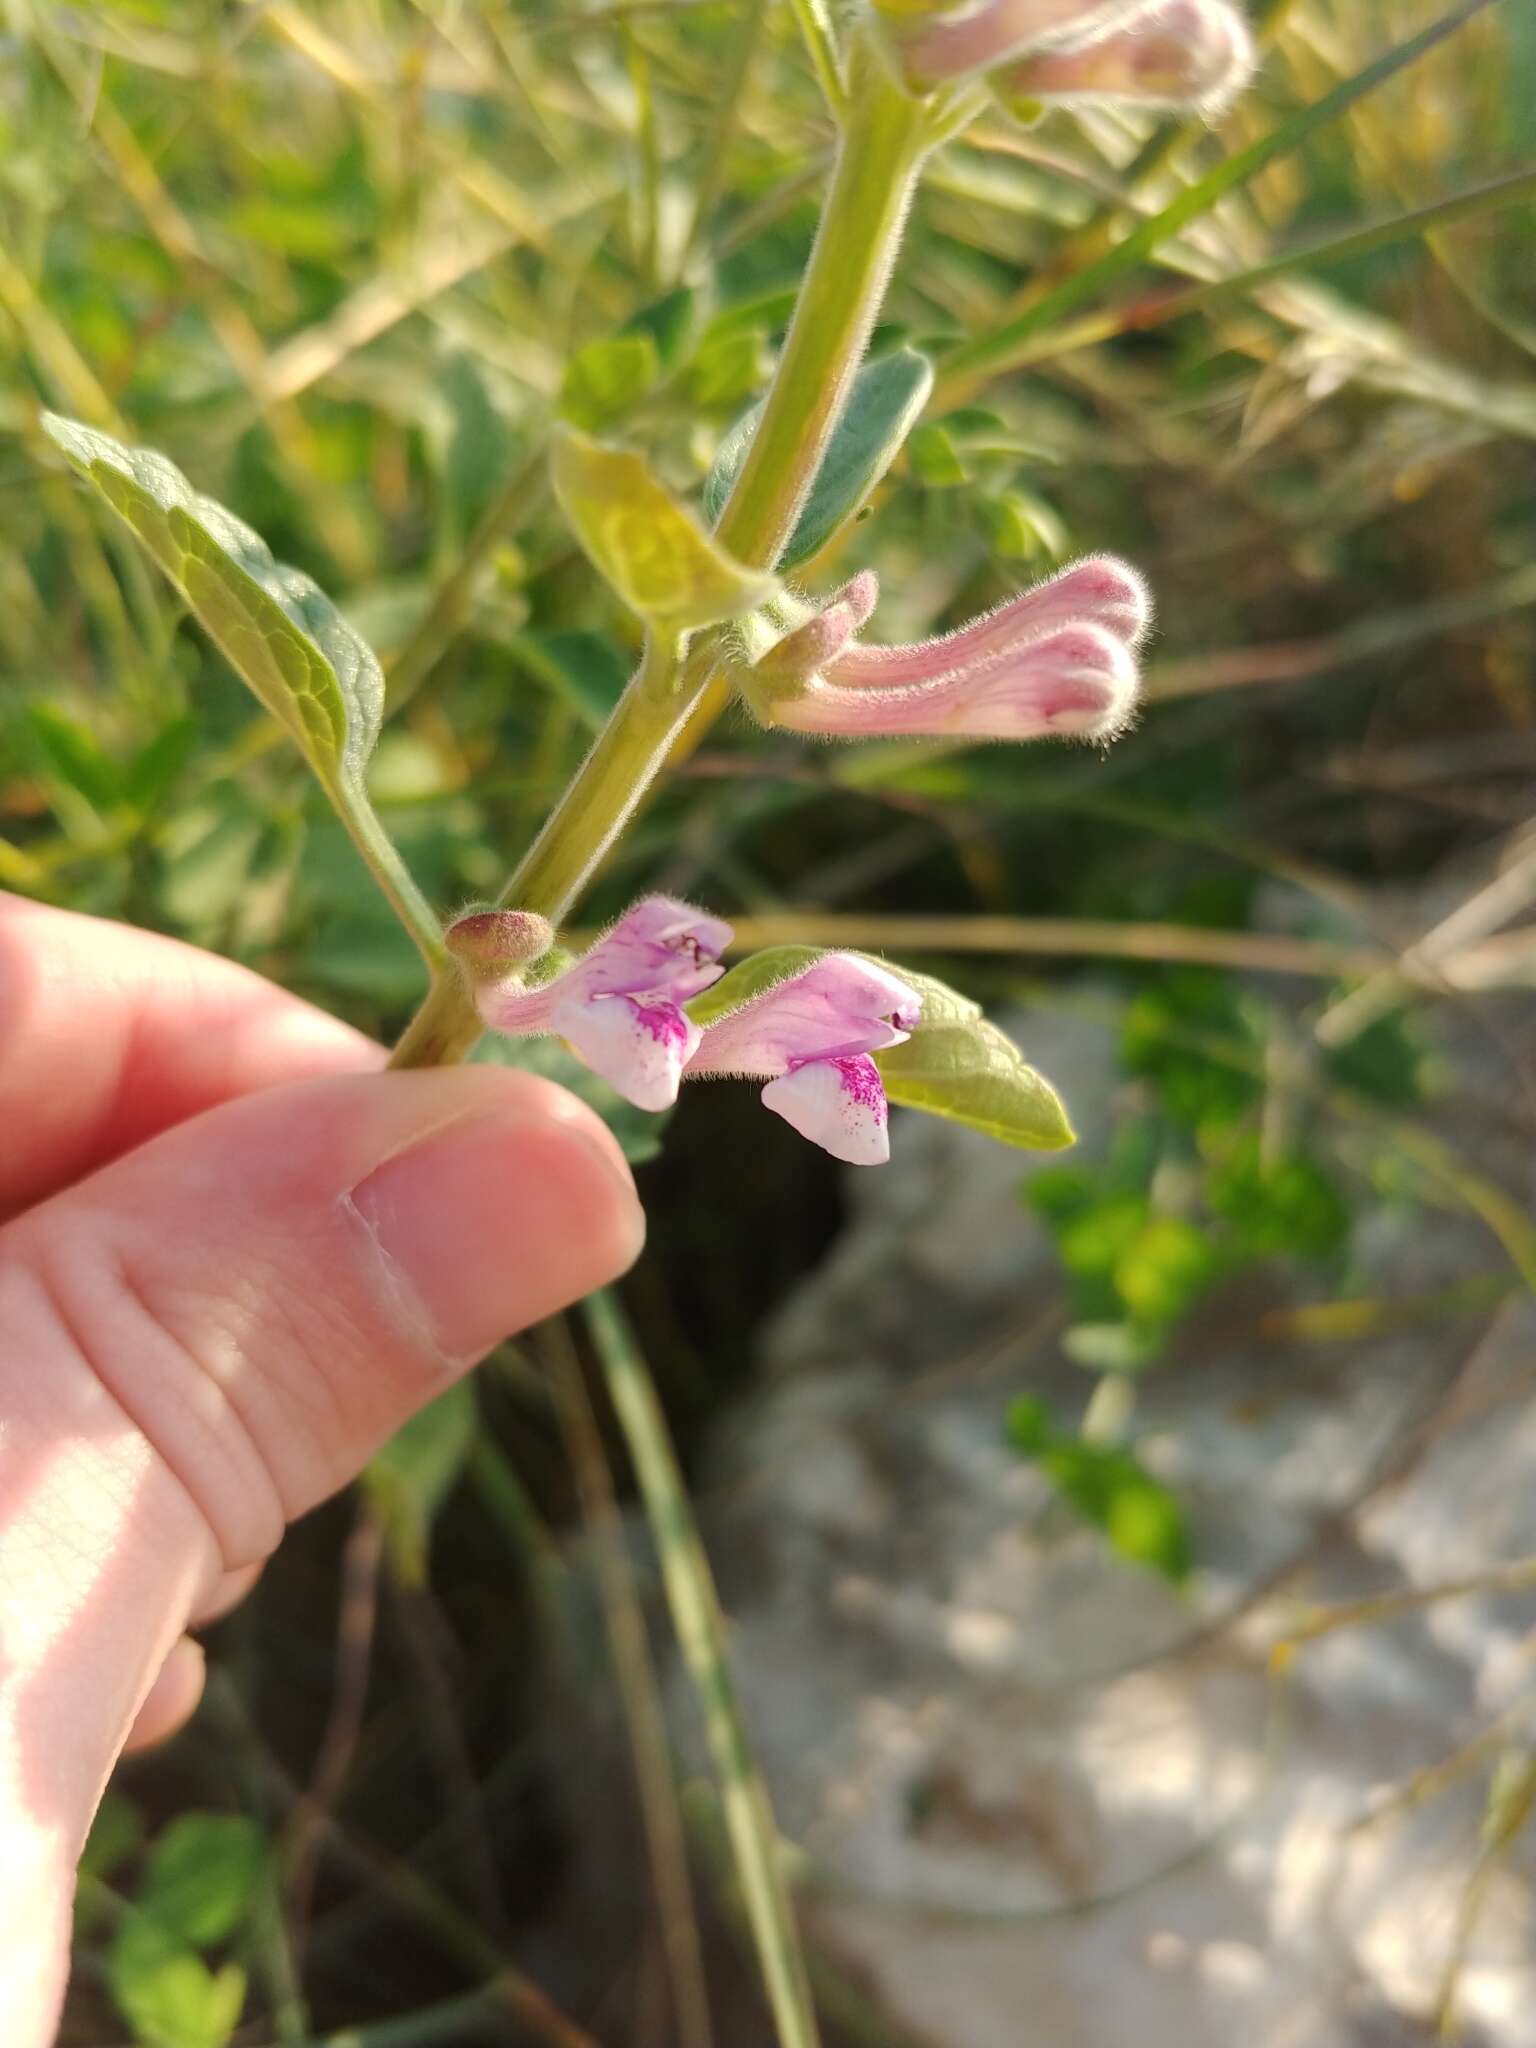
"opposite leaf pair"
449,898,922,1166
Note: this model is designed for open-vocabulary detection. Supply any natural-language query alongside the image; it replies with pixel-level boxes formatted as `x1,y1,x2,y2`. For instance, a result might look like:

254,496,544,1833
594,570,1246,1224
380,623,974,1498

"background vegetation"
2,2,1535,2042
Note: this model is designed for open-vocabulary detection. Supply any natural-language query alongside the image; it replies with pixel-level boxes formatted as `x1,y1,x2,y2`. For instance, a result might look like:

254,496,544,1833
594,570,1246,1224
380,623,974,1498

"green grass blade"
1007,164,1536,369
941,0,1501,385
584,1291,822,2048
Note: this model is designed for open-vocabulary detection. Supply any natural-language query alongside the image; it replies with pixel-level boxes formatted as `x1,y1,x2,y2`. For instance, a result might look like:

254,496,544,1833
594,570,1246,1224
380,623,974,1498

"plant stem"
389,40,936,1071
585,1290,822,2048
713,43,929,566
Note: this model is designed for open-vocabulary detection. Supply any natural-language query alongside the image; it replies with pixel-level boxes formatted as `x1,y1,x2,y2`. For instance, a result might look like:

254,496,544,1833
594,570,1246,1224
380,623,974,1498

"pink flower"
686,955,923,1166
895,0,1152,85
469,895,732,1111
755,554,1148,744
1003,0,1255,115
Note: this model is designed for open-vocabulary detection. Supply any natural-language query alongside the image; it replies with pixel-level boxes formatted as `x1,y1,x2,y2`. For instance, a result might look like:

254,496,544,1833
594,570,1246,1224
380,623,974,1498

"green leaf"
41,415,380,801
1004,1398,1191,1583
25,701,123,812
624,283,696,368
367,1381,477,1584
510,628,630,730
872,966,1074,1151
986,487,1068,562
41,413,440,963
125,717,198,814
559,331,662,431
1113,1214,1223,1327
550,424,777,630
109,1918,246,2048
686,327,771,410
907,421,968,487
1206,1138,1351,1262
704,346,934,568
136,1815,265,1948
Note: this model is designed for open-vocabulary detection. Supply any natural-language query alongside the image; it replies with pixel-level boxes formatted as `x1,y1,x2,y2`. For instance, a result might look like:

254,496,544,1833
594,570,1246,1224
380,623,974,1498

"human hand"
0,894,646,2044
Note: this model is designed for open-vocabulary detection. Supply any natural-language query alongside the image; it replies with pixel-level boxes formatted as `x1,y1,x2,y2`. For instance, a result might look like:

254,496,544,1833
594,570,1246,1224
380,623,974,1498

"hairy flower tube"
1001,0,1256,115
887,0,1153,86
749,554,1149,743
686,954,923,1167
459,895,731,1111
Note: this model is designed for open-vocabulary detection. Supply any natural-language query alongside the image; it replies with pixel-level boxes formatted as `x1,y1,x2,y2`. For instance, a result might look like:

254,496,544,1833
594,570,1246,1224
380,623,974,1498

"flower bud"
754,554,1148,745
753,572,881,690
892,0,1151,87
445,908,557,982
1000,0,1256,115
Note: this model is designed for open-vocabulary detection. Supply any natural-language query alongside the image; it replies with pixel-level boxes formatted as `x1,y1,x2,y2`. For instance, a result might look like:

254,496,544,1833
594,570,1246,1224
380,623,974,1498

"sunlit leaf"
134,1814,265,1948
550,424,777,629
873,966,1074,1151
42,415,381,798
109,1922,246,2048
42,413,439,961
704,346,934,566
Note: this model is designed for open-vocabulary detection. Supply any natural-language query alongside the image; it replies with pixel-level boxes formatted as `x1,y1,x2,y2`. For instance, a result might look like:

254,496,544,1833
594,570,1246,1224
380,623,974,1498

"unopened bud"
1001,0,1256,115
445,908,556,982
754,572,881,689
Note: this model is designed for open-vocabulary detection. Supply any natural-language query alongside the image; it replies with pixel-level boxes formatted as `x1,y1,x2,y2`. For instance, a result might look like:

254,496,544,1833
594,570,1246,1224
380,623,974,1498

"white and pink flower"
456,897,924,1165
464,896,731,1111
686,954,923,1167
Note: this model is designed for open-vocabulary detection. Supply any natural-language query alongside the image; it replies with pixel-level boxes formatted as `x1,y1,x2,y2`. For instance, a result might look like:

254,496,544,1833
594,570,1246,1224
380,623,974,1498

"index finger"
0,893,383,1217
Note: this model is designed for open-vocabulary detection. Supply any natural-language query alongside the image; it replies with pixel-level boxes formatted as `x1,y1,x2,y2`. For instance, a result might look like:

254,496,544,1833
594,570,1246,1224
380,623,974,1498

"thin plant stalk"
584,1290,822,2048
545,1322,715,2048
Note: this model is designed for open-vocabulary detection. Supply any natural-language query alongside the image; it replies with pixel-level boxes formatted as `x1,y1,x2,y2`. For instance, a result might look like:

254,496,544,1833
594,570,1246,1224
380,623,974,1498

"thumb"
0,1065,644,2040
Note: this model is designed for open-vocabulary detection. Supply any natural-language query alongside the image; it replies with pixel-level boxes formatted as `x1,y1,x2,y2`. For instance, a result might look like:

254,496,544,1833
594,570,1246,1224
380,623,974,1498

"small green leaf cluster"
1027,970,1354,1375
1005,1394,1191,1583
86,1810,264,2048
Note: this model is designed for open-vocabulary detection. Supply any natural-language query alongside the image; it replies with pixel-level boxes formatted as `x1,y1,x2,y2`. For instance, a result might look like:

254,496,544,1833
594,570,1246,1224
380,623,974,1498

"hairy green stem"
389,41,936,1071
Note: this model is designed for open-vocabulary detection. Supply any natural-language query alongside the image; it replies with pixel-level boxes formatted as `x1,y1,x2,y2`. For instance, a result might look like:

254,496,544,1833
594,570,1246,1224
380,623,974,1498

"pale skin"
0,892,647,2043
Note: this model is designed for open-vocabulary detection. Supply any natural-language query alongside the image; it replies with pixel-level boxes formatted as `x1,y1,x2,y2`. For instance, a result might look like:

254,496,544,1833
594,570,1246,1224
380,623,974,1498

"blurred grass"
5,1,1536,2043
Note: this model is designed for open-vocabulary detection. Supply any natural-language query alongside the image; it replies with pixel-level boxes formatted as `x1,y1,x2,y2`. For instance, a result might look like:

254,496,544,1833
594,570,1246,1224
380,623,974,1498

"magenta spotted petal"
762,1054,893,1167
554,990,701,1112
687,952,921,1166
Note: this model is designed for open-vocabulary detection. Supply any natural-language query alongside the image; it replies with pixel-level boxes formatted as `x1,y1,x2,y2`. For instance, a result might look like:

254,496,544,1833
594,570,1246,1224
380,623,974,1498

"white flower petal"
760,1055,891,1166
557,993,698,1111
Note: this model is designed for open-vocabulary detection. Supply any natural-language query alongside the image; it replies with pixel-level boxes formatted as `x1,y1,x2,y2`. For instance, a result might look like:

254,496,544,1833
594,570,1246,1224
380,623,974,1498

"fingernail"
351,1109,645,1361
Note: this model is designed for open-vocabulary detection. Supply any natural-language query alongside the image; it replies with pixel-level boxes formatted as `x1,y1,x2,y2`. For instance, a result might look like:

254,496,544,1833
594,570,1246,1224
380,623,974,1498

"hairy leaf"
43,413,441,962
705,346,934,567
42,415,381,801
873,966,1074,1151
550,424,776,629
